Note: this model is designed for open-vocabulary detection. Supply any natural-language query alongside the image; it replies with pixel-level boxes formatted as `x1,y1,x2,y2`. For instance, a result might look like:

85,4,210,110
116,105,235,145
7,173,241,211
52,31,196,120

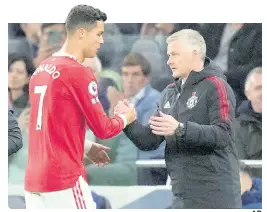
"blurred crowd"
8,23,262,209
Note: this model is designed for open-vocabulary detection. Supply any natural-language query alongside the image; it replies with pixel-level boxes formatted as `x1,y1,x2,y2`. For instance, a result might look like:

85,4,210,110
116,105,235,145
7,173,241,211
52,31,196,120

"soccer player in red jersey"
24,5,136,209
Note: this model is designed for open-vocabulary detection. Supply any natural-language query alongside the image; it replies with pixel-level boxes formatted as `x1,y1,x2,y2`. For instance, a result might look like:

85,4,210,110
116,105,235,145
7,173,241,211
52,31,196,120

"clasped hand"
113,99,137,125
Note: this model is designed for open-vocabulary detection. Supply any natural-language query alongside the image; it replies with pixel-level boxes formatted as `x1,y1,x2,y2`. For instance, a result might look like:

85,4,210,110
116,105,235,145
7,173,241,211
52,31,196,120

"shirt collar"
129,86,146,106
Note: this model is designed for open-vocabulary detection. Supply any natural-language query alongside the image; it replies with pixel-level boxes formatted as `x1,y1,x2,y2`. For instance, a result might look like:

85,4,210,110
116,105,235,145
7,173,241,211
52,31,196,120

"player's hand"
113,99,137,125
122,100,137,125
86,143,111,166
17,107,30,132
149,111,179,136
114,100,130,115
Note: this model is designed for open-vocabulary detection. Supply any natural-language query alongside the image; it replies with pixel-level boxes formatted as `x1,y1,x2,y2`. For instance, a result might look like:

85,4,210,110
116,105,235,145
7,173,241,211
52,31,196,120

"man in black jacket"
200,23,262,107
8,109,23,156
117,29,241,209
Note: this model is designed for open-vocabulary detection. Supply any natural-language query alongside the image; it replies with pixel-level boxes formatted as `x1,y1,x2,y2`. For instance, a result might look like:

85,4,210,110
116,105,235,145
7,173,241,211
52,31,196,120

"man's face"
246,73,262,113
121,65,148,98
82,21,104,58
167,40,195,79
42,24,66,47
8,60,29,90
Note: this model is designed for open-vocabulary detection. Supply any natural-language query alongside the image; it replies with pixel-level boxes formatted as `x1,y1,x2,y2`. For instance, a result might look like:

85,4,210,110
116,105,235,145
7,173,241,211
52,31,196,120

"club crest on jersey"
88,81,98,96
186,92,198,109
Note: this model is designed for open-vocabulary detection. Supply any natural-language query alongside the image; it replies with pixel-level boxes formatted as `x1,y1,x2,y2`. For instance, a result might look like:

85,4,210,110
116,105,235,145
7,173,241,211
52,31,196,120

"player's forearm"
124,120,164,151
90,115,125,140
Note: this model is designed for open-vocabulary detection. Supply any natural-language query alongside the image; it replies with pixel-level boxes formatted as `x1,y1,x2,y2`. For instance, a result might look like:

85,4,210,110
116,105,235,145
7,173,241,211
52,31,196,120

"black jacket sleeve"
178,79,236,149
123,120,165,151
8,110,23,156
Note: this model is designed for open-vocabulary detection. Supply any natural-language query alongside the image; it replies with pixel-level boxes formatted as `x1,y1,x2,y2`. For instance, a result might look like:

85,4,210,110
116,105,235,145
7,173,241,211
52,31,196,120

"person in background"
8,53,35,117
201,23,262,107
8,109,23,156
34,23,66,68
239,162,262,209
233,67,262,177
8,24,41,59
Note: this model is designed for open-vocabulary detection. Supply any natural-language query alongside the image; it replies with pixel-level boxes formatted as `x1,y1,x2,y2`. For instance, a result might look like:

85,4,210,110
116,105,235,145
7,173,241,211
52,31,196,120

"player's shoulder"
52,56,89,78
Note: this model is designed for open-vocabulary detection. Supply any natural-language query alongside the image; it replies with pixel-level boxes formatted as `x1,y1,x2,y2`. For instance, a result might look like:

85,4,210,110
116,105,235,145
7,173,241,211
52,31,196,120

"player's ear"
78,28,87,40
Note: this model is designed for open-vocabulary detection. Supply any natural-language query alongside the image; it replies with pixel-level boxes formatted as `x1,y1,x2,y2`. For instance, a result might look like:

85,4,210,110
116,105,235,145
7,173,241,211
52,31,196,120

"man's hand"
149,111,179,136
86,143,111,166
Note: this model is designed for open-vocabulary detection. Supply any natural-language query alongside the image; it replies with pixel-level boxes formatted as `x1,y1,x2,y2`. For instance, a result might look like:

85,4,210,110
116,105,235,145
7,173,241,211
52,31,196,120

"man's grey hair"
245,67,262,91
166,29,206,59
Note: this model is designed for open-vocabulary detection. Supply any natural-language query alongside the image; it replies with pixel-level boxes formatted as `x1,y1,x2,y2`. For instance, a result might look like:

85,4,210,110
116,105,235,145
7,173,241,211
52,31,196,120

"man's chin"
172,72,180,79
252,104,262,113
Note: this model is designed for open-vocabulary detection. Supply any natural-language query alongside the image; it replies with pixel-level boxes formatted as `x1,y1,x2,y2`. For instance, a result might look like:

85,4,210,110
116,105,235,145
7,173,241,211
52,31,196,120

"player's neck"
61,40,85,63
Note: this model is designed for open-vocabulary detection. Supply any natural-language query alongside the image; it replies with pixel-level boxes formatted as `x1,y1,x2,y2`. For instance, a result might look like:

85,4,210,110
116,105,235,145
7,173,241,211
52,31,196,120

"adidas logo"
164,101,171,109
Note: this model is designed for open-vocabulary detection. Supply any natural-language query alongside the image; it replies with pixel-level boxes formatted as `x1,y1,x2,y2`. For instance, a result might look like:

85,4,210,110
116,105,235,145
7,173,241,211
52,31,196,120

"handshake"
113,99,137,126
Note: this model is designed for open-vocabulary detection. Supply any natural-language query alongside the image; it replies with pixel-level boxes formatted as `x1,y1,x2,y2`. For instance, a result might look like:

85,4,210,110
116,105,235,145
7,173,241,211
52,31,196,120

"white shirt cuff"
84,139,93,153
117,114,127,128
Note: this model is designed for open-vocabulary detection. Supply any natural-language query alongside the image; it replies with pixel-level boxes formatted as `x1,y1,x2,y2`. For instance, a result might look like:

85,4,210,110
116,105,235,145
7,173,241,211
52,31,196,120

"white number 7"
34,85,47,130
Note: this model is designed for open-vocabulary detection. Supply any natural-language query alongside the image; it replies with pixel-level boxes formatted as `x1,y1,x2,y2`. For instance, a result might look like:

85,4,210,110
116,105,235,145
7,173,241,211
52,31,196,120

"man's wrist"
176,122,186,137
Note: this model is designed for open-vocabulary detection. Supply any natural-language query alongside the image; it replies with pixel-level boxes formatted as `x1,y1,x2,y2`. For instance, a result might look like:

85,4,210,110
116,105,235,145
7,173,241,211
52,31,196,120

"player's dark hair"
8,53,35,76
122,53,151,76
65,5,107,35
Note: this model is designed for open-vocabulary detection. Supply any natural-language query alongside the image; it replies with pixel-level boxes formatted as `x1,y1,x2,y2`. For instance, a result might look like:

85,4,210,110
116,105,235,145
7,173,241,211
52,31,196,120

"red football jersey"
25,56,125,192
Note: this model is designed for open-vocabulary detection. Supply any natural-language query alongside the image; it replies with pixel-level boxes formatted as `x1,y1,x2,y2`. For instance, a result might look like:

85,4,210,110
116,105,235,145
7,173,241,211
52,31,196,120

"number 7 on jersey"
34,85,47,130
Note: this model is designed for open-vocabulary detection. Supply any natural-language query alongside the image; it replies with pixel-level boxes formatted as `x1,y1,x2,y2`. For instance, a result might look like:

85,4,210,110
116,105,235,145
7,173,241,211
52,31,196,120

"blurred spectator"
239,162,262,209
233,67,262,177
8,23,26,39
201,23,262,107
34,23,66,68
8,110,23,156
131,39,173,91
97,23,124,71
87,53,166,185
8,106,30,184
116,23,141,35
8,24,41,59
83,57,102,81
8,88,12,109
140,23,201,69
140,23,201,39
8,53,35,117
